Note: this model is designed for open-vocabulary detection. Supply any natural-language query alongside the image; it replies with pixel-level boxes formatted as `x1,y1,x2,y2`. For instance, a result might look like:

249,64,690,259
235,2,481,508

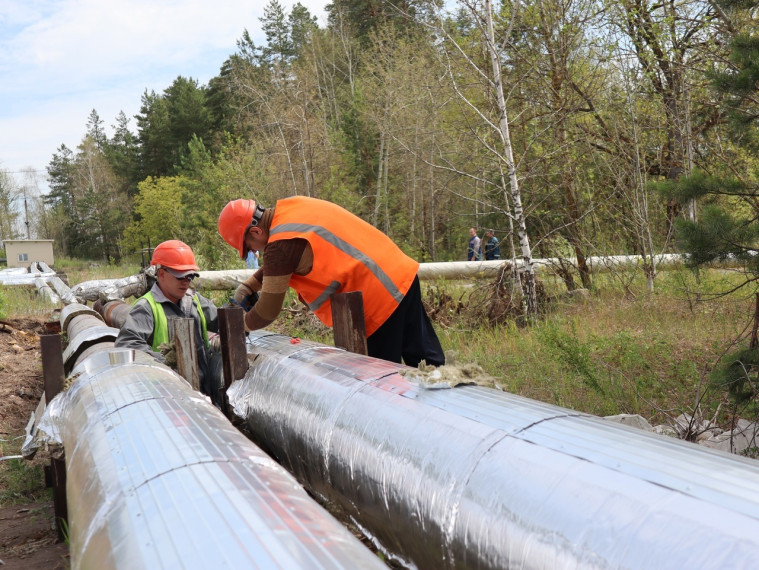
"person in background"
246,249,260,269
467,228,481,261
217,197,445,368
115,240,222,404
484,229,501,260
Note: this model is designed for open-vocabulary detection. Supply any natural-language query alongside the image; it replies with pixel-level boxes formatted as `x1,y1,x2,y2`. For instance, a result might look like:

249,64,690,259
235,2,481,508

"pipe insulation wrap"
33,334,385,568
230,331,759,570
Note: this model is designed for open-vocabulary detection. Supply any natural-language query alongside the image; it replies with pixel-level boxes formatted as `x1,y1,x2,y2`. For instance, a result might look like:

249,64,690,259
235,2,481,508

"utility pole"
22,185,31,239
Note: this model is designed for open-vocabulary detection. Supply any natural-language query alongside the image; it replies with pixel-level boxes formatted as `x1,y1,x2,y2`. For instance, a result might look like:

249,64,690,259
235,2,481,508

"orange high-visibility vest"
268,197,419,336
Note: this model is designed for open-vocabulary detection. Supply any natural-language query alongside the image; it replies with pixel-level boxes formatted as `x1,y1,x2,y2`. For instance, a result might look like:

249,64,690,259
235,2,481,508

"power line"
1,168,49,175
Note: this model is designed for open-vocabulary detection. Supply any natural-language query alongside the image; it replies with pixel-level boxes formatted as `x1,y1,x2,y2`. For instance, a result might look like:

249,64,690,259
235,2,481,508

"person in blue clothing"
467,228,481,261
246,249,260,269
483,229,501,260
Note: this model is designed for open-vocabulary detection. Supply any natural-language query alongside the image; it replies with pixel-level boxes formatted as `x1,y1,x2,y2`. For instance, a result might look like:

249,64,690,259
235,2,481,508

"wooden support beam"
331,291,367,356
40,333,68,542
218,306,248,419
169,317,200,391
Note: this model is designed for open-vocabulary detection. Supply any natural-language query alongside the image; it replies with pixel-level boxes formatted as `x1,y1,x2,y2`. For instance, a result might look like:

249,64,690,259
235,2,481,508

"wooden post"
331,291,367,355
40,334,68,542
218,306,248,418
168,317,199,391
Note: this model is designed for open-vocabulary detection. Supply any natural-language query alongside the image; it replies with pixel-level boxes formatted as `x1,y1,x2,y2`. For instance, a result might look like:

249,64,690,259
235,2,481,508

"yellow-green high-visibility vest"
141,292,209,350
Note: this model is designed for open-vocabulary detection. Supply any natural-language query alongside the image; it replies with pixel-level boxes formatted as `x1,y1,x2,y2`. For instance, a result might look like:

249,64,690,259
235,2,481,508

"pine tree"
659,0,759,282
660,0,759,414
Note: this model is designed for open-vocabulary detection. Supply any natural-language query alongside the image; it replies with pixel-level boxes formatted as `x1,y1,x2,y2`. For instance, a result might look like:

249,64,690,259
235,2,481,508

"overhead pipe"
52,253,691,307
229,330,759,569
25,304,384,570
63,273,148,305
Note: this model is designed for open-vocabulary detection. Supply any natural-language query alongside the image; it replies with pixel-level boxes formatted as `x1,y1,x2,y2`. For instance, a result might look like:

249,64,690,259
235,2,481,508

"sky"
0,0,330,190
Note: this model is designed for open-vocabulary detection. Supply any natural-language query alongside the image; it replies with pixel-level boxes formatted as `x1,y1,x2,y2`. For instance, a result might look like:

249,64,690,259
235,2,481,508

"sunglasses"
163,269,199,282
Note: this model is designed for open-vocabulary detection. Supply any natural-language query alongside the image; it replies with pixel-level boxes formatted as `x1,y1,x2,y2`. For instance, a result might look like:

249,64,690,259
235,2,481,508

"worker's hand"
234,283,253,305
233,283,259,312
157,342,177,368
209,333,221,352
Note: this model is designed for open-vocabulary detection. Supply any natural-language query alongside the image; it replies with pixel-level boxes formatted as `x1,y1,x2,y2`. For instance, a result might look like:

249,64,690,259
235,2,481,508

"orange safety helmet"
150,240,200,271
218,199,264,258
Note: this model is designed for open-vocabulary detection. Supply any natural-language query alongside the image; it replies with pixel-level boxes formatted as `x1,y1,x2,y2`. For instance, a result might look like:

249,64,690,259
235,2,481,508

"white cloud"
0,0,329,178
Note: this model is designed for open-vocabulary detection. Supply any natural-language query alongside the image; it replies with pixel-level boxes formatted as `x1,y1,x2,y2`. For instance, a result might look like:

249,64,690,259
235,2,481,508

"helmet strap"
250,204,266,227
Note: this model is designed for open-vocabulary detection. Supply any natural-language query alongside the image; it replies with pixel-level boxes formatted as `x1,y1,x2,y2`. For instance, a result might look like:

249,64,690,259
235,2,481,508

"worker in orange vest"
218,197,445,367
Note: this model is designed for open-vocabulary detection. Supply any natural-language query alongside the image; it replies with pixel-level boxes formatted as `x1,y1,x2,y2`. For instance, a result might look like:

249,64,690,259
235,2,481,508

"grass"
430,266,753,429
0,438,49,507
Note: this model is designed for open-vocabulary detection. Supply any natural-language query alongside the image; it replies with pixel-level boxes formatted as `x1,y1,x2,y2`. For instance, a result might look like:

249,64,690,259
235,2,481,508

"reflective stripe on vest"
270,222,405,308
141,291,209,351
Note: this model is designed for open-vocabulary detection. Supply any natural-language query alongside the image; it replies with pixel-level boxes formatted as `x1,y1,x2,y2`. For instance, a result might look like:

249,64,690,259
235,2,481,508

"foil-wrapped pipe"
229,331,759,570
62,274,148,305
27,311,385,569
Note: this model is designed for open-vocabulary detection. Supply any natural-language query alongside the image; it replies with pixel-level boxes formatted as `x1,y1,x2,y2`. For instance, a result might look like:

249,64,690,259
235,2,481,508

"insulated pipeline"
230,331,759,570
30,304,385,570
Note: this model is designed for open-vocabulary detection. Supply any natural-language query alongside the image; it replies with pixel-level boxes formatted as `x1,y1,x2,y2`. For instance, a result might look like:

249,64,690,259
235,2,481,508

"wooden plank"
40,333,68,541
41,334,65,403
170,317,200,391
331,291,367,355
218,306,248,419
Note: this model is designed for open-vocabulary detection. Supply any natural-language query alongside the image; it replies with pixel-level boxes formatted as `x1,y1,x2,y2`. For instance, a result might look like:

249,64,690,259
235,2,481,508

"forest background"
1,0,759,436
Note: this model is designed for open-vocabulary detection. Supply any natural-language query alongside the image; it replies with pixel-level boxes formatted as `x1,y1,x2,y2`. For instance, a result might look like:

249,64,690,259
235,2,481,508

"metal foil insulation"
30,319,385,569
63,274,148,305
230,331,759,570
59,304,119,375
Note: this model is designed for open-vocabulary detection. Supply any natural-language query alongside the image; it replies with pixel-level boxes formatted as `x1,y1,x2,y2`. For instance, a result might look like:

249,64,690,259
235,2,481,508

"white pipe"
48,276,71,299
49,253,692,306
34,278,60,305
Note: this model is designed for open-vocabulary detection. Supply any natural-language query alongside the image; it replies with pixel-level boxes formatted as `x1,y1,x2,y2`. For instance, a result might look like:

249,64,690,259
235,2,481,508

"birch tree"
437,0,539,315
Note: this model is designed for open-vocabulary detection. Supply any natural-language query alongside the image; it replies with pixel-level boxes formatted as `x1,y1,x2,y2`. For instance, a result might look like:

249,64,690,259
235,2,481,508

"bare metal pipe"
230,330,759,569
25,304,384,570
94,299,132,329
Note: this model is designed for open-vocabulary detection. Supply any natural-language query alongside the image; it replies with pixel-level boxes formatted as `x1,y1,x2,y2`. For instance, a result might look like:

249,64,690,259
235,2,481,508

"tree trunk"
485,0,537,317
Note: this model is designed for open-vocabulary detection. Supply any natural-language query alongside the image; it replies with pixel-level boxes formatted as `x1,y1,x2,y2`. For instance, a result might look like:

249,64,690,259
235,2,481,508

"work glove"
157,342,177,368
233,283,259,312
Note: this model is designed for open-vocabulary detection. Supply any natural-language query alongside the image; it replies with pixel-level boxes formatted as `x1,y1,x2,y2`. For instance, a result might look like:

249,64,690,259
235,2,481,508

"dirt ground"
0,316,69,569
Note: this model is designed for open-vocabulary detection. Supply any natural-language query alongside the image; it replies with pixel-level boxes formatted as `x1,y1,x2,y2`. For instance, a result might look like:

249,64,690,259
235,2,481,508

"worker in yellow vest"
218,197,445,367
115,240,222,403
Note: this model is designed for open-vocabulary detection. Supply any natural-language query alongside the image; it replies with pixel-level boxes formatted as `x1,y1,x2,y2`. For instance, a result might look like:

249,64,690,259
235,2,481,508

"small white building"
3,239,55,268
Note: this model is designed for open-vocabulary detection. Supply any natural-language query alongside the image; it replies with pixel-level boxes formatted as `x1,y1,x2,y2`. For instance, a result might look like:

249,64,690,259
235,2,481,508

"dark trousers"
367,276,445,367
